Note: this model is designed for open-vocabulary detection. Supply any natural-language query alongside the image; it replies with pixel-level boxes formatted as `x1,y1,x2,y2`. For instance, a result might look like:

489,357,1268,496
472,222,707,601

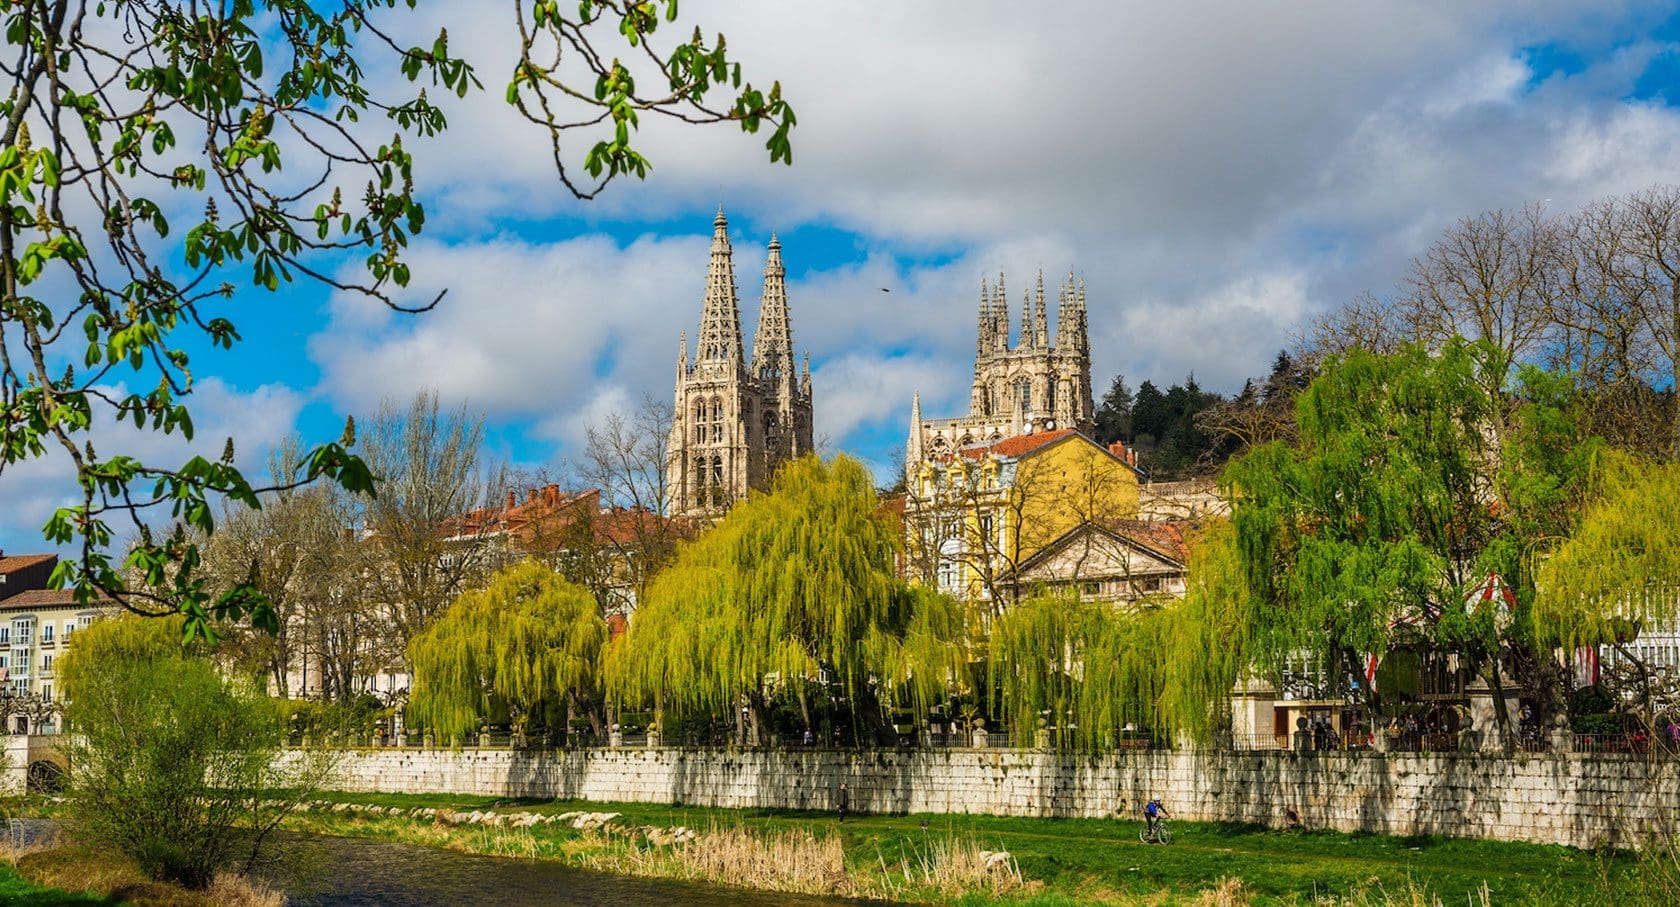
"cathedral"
907,271,1094,478
665,208,814,517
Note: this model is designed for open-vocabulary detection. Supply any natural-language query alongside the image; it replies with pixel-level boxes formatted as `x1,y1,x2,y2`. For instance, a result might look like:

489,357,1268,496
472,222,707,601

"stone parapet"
283,746,1680,848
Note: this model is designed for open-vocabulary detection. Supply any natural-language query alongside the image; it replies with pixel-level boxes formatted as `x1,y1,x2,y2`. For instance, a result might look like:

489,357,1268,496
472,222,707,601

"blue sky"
5,0,1680,555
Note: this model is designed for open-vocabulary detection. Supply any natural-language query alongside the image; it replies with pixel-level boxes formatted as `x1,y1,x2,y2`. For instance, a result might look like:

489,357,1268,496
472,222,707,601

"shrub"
60,615,334,888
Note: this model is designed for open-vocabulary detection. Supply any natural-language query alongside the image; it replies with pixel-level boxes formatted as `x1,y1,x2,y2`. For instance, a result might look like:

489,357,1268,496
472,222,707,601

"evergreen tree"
1094,375,1135,445
1132,381,1168,444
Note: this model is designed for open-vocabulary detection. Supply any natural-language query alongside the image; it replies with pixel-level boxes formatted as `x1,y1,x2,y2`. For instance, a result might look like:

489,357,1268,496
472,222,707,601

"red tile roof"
0,588,83,610
959,429,1076,460
0,553,55,575
443,485,680,552
1099,518,1194,562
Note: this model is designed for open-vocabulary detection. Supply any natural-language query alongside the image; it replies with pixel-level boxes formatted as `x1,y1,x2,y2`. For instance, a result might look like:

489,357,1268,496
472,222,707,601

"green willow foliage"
1534,451,1680,650
1222,339,1594,699
986,525,1250,751
407,559,606,740
1158,520,1252,744
609,455,963,728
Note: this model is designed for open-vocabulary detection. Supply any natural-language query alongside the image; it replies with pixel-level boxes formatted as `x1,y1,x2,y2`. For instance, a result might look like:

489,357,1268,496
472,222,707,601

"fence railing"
1227,729,1680,757
290,729,1680,757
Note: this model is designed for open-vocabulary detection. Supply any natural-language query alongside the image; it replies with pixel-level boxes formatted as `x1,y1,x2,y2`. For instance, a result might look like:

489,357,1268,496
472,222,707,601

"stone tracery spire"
1033,269,1049,348
1020,288,1033,350
696,206,744,367
1056,271,1076,349
977,276,991,361
1074,276,1089,356
993,271,1009,351
907,391,924,484
751,232,795,388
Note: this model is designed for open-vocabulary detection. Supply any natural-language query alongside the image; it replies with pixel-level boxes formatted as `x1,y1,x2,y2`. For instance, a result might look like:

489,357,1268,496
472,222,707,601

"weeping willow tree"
609,454,964,743
1157,519,1253,745
407,559,607,742
1534,451,1680,727
986,526,1250,753
1222,339,1594,733
987,593,1168,750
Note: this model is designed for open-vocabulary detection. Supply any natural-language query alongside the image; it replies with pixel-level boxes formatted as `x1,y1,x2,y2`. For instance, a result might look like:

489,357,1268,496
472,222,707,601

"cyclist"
1143,797,1170,841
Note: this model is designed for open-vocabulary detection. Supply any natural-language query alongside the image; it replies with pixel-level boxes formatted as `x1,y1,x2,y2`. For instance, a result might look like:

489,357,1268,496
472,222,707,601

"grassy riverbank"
0,849,285,907
0,861,106,906
281,790,1661,905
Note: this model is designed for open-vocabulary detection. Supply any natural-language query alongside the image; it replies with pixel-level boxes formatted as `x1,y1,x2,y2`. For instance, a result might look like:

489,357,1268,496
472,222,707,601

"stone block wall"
293,746,1680,848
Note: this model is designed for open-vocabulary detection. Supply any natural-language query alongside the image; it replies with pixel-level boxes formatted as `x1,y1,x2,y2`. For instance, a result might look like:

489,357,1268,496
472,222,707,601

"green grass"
291,790,1641,904
0,862,110,906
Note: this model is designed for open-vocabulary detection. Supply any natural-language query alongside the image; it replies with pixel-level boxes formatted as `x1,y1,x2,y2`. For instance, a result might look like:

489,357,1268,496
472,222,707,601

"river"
261,833,876,906
12,821,874,905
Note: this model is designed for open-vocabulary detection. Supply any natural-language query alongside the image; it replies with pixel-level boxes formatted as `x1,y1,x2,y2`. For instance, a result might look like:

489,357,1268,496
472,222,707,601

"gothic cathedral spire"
695,206,745,369
667,210,814,518
750,233,794,390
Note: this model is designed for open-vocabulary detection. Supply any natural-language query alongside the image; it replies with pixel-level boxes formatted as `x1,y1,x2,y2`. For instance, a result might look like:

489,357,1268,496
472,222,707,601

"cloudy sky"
4,0,1680,555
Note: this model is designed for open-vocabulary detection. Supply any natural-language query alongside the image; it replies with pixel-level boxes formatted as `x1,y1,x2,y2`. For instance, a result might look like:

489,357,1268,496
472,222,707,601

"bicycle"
1139,817,1173,845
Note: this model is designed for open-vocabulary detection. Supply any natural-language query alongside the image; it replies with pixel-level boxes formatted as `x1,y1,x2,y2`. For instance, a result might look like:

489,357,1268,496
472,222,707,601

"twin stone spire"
666,208,1096,515
667,208,814,517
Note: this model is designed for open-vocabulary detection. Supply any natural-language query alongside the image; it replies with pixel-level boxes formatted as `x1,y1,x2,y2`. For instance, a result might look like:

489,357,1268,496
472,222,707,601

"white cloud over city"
323,0,1680,400
6,0,1680,552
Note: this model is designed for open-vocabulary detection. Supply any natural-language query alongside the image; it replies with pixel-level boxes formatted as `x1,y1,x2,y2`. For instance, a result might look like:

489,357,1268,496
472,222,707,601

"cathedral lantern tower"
907,269,1094,486
666,209,813,517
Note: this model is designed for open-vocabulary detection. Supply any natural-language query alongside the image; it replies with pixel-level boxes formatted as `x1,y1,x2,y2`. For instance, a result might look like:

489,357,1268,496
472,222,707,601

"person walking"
837,782,849,823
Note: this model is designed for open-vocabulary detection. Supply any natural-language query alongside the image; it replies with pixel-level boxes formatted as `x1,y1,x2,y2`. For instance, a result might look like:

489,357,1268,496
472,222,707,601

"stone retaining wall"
291,746,1680,848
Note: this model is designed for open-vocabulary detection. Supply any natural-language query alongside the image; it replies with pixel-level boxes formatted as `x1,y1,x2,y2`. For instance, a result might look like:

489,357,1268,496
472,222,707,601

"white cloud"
311,232,710,424
301,1,1680,469
813,353,961,448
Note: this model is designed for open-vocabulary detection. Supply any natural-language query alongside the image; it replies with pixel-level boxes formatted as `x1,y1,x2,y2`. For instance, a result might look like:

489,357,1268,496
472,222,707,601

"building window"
61,622,73,645
41,624,52,645
40,684,50,702
0,626,9,645
1014,378,1032,415
41,654,52,675
937,559,960,595
12,619,32,646
1280,652,1328,701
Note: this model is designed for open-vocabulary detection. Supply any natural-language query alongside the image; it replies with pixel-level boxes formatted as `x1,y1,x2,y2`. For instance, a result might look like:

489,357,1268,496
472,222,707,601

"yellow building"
903,429,1143,605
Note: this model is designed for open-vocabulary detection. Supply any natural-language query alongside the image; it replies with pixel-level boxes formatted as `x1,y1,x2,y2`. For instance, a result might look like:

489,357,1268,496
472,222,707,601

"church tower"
907,270,1094,484
667,209,813,517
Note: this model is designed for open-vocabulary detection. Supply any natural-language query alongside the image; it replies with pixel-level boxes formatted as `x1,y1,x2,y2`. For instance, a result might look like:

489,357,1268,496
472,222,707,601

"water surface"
264,833,873,906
